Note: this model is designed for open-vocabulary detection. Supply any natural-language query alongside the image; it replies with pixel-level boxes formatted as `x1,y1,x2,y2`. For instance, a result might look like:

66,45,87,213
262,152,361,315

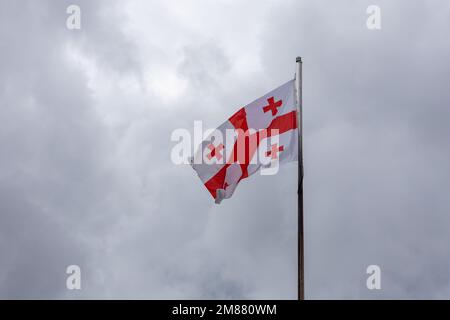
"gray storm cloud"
0,0,450,299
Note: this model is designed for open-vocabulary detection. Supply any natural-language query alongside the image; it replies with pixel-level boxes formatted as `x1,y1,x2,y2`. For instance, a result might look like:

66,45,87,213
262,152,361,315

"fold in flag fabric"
191,79,298,203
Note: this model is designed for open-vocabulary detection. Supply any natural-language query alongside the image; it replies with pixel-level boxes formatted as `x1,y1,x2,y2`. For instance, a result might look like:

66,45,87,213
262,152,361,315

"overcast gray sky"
1,0,450,299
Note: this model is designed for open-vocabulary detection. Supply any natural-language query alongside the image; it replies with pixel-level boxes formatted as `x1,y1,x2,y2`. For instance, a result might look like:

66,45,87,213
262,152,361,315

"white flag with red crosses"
191,79,298,203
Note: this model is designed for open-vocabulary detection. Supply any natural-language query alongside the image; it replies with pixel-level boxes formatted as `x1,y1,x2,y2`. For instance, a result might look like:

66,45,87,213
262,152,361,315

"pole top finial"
296,56,302,63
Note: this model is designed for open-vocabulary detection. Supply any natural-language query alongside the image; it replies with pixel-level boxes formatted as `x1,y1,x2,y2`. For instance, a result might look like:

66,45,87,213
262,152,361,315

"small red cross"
223,182,229,189
263,97,282,116
207,143,224,161
266,144,284,160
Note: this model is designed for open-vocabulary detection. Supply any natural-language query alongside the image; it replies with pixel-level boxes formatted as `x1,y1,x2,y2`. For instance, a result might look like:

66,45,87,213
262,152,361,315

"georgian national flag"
191,80,298,203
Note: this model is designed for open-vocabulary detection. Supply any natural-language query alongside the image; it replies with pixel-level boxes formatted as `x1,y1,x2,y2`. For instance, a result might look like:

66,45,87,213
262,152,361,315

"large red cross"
263,97,282,116
207,143,224,161
204,110,297,200
265,143,284,160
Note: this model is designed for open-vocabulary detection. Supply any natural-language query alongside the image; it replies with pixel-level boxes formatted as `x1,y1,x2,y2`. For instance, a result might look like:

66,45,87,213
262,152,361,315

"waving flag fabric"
191,80,298,203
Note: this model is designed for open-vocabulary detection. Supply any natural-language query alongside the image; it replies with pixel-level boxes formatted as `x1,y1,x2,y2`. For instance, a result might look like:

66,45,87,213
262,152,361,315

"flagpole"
295,56,304,301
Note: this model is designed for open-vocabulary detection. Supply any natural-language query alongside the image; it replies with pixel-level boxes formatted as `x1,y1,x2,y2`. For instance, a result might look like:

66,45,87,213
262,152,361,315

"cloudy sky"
1,0,450,299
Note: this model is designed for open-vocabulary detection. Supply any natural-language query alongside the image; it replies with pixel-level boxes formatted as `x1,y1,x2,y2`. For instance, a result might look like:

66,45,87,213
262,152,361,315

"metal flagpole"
295,56,304,301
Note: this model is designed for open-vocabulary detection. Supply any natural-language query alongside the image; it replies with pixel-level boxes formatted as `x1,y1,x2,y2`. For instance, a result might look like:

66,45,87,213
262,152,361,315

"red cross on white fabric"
265,144,284,160
263,97,282,116
207,143,224,161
